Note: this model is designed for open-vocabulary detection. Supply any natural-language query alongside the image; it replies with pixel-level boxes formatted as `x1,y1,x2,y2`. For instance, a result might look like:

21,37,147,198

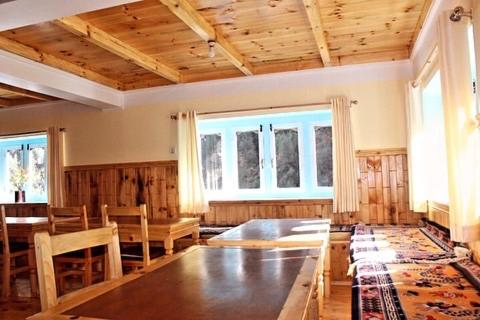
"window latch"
259,125,263,132
269,124,273,131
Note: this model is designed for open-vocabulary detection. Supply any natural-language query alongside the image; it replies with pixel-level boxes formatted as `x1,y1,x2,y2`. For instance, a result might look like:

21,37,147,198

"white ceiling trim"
0,49,123,110
123,60,413,108
0,0,141,31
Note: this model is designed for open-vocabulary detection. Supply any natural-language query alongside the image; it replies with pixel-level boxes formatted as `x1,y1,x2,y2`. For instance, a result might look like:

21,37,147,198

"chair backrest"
35,223,122,311
101,204,150,267
47,205,88,234
0,205,10,256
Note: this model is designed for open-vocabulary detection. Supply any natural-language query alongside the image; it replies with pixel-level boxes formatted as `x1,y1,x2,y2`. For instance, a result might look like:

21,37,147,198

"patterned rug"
353,261,480,320
350,225,456,264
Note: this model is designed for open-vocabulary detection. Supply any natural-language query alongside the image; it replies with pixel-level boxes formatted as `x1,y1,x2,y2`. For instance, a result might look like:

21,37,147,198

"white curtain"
438,12,480,242
332,97,359,213
177,111,209,215
405,82,428,212
47,126,65,207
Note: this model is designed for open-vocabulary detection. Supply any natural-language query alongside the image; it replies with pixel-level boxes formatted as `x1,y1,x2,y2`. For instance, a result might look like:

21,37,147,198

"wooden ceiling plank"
55,16,181,83
0,97,12,107
0,83,55,101
159,0,254,76
0,35,123,90
302,0,333,66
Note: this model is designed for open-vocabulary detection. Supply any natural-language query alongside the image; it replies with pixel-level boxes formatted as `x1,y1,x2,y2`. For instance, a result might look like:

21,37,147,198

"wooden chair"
35,223,122,311
0,205,30,297
101,204,160,271
47,205,104,294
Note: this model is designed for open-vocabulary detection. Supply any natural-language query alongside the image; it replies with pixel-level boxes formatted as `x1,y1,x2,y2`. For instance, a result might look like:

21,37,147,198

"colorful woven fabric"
350,225,456,264
353,262,480,320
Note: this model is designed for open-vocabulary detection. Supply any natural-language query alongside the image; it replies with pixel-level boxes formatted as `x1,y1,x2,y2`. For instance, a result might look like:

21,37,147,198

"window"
198,110,332,200
0,134,48,203
422,70,449,203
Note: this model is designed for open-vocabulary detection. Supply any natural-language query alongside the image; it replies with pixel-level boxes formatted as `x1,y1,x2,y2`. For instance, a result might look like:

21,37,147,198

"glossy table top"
64,246,319,320
208,219,330,246
6,216,48,225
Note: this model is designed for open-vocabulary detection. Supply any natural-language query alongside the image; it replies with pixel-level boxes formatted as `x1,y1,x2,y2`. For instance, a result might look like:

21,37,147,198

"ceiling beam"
0,97,41,108
302,0,333,67
159,0,254,76
0,35,123,90
55,16,180,83
0,0,141,32
0,83,56,101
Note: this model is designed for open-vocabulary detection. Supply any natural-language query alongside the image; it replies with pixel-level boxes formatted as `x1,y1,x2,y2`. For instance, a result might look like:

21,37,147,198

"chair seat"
121,246,164,261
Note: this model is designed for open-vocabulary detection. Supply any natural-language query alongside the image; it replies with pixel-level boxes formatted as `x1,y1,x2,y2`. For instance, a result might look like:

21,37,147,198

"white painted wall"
0,61,410,166
411,0,473,77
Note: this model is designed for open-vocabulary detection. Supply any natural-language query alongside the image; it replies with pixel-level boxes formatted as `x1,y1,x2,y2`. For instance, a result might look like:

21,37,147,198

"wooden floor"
0,278,351,319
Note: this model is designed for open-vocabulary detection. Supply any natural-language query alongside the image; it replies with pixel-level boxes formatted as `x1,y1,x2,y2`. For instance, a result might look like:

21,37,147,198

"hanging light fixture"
208,40,216,58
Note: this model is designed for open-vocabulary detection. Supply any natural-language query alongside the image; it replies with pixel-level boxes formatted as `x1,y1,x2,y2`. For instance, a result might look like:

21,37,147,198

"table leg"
28,235,39,297
164,236,174,255
324,243,331,298
192,226,200,245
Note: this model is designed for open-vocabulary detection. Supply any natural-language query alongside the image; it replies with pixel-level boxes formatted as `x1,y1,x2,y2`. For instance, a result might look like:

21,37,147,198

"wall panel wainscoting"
356,148,422,225
2,203,48,217
63,148,422,225
64,161,179,219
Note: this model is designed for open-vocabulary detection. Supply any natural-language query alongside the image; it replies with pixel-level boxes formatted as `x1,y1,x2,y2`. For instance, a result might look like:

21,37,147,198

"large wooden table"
208,219,331,298
29,246,322,320
6,216,49,296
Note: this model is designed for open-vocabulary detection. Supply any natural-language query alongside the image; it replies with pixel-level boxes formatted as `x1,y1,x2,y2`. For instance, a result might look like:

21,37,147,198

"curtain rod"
170,100,358,120
0,128,66,138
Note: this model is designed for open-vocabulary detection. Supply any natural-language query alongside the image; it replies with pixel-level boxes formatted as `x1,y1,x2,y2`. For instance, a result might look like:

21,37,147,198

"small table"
6,216,49,297
29,246,322,320
147,217,200,255
208,219,331,298
56,217,200,255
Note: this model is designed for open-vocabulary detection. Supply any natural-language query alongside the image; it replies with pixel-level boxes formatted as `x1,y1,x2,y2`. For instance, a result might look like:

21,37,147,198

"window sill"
209,198,333,206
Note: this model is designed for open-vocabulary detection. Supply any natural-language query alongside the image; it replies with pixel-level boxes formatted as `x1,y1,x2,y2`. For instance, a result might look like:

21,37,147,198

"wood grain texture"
0,0,431,88
63,149,417,226
64,162,179,219
2,203,48,217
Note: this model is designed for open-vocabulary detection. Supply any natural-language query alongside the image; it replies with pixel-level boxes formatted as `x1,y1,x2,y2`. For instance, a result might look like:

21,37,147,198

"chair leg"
2,256,11,298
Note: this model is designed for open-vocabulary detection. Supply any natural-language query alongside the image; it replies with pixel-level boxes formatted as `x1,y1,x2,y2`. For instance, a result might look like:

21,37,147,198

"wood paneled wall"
426,201,480,264
427,201,449,228
64,161,178,219
63,148,422,225
356,149,423,225
2,203,47,217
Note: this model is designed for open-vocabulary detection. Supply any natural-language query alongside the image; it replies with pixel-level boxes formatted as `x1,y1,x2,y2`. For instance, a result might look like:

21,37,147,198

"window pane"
236,130,260,189
6,147,24,192
315,126,333,186
422,71,448,202
274,128,300,188
200,133,223,190
28,145,47,198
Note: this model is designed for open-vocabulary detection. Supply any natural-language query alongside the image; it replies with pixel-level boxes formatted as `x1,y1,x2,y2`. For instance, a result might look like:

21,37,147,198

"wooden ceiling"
0,83,58,108
0,0,431,91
